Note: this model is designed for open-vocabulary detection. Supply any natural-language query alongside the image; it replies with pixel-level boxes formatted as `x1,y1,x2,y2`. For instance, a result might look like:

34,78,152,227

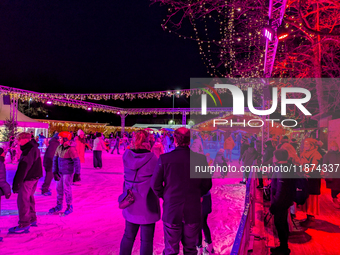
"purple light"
46,101,52,105
264,28,273,41
87,107,92,111
117,111,120,115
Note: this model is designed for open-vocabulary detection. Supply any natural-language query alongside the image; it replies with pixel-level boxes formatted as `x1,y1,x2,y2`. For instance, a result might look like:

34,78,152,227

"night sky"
0,1,208,125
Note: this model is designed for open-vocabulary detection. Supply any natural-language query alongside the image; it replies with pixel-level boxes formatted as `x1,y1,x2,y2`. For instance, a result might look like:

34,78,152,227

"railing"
230,172,256,255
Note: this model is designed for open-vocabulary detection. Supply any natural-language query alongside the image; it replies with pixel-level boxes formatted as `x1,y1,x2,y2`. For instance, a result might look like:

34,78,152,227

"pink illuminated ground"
0,151,245,255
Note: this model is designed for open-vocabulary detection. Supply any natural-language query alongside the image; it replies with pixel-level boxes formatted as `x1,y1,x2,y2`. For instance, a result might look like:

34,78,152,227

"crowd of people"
0,127,338,255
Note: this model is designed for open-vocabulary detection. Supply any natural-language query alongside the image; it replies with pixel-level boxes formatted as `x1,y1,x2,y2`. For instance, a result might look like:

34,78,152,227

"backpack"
293,178,309,205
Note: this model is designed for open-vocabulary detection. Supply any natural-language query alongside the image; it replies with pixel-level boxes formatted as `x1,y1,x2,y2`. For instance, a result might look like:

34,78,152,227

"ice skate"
8,225,30,234
49,204,63,214
62,205,73,216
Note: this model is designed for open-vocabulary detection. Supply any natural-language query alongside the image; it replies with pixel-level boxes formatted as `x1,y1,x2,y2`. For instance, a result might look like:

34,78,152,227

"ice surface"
0,151,245,255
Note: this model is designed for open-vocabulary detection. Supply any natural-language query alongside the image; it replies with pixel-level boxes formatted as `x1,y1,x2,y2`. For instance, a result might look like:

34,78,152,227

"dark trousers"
120,220,155,255
163,221,200,255
42,167,53,193
111,143,120,154
93,150,102,168
17,180,38,227
197,214,212,247
274,209,289,249
331,190,340,199
257,171,263,186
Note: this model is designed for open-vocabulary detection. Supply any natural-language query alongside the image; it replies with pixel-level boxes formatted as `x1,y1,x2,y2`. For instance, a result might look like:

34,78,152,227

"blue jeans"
120,220,155,255
56,174,74,206
225,149,232,161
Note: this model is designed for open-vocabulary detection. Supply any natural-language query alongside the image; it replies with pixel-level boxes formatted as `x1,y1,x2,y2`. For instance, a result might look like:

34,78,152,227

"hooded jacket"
53,144,81,175
13,140,43,192
0,156,11,197
121,149,160,224
43,134,60,169
242,147,259,167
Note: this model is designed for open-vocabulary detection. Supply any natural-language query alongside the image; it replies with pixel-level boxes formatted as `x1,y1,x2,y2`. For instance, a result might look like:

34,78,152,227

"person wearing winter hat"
49,131,81,216
324,141,340,208
0,147,11,199
41,131,60,196
9,132,43,233
270,149,294,255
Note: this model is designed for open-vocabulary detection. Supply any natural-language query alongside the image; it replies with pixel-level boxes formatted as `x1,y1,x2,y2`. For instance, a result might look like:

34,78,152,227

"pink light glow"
46,101,52,105
87,107,92,111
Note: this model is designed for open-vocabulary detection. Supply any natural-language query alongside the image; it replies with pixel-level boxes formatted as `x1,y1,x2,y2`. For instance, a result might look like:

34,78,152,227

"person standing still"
41,132,60,196
9,132,43,233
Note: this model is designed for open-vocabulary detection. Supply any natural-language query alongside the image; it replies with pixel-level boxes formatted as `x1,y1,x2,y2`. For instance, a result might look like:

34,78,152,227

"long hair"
134,130,150,150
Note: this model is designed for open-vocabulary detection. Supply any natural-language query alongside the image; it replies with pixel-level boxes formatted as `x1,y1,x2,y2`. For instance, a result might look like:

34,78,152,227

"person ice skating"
93,132,108,169
270,149,294,255
191,133,204,155
0,147,11,199
240,142,258,184
224,135,235,162
151,127,212,255
41,132,60,196
119,130,160,255
214,148,228,178
111,134,120,155
75,129,90,164
151,138,164,158
49,131,81,216
10,132,43,234
197,190,214,255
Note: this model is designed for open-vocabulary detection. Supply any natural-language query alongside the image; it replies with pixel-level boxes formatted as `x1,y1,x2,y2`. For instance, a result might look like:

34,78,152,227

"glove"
53,172,61,181
73,173,81,182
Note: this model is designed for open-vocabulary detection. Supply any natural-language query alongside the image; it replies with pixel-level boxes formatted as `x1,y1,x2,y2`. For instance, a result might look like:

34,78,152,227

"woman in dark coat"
240,142,258,184
0,147,11,198
119,130,160,255
197,191,214,254
300,138,322,227
324,141,340,209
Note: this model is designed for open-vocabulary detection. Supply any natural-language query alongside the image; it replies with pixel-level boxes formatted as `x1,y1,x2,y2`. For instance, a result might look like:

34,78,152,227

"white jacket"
93,137,107,151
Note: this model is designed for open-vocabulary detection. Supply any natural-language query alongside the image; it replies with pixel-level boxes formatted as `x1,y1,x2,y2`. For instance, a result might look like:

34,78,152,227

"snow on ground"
0,151,245,255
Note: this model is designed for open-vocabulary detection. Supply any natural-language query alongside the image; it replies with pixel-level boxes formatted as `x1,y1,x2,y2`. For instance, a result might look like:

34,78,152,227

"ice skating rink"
0,151,245,255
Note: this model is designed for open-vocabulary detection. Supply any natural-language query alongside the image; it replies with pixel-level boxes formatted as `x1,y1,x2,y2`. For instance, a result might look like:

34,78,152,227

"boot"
333,198,340,209
203,242,215,254
49,204,62,214
300,215,315,228
64,205,73,216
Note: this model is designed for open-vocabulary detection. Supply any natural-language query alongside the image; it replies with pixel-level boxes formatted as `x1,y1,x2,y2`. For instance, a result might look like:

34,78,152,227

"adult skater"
75,129,88,164
119,130,160,255
93,132,108,169
49,131,81,215
0,147,11,199
197,190,214,255
151,127,212,255
111,133,120,155
10,132,43,233
41,131,60,196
